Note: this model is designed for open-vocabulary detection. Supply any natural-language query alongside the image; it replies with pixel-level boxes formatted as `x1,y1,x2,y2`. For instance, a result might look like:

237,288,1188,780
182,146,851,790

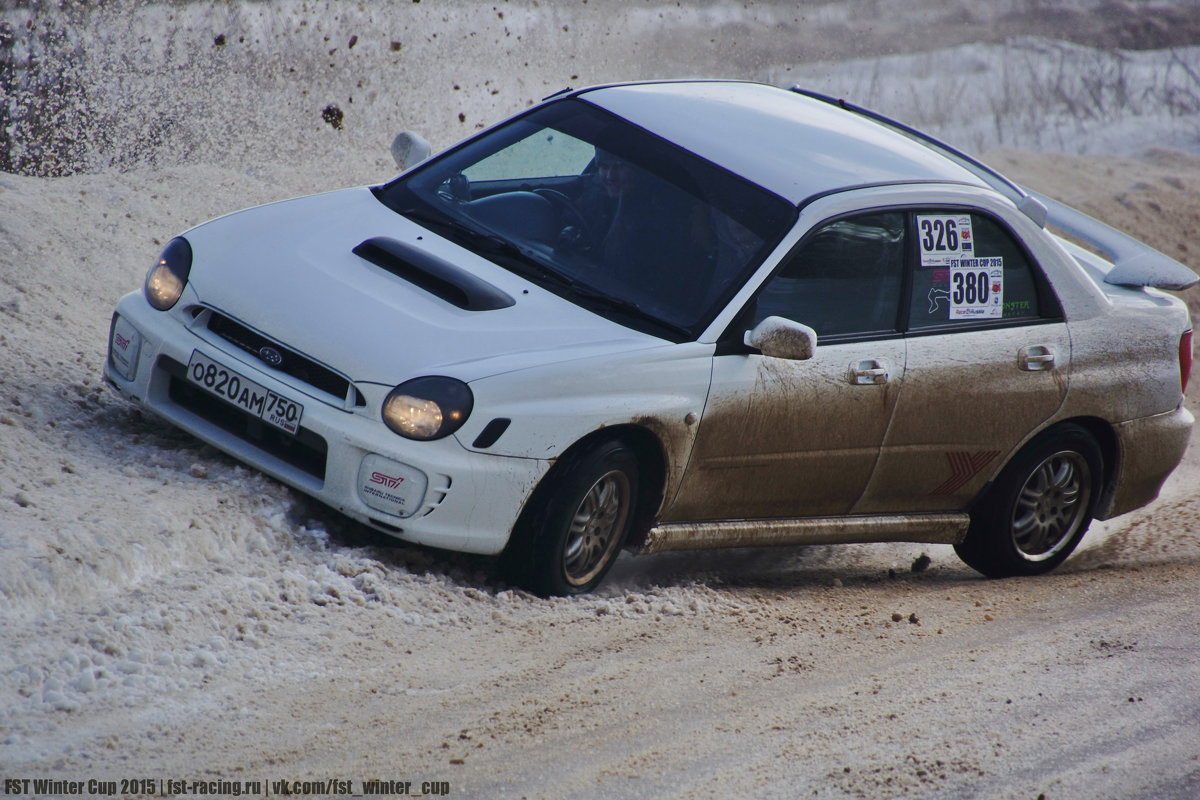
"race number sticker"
950,257,1004,319
918,214,973,267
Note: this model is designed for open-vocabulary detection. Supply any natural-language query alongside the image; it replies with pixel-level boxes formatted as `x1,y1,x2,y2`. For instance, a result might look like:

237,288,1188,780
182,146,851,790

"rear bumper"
1097,404,1193,520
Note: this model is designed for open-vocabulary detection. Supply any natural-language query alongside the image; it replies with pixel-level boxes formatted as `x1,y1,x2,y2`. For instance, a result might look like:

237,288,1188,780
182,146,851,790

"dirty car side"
104,81,1196,596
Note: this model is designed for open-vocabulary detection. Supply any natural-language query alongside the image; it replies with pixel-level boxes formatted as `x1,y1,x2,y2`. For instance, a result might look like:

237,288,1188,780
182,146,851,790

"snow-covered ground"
777,37,1200,156
3,2,1200,797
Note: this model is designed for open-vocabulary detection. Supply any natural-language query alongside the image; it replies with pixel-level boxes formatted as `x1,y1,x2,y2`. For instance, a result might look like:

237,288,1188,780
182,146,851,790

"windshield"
377,97,796,340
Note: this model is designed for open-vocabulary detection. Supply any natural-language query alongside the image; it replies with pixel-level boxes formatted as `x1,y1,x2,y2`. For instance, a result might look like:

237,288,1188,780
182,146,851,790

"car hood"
183,188,665,384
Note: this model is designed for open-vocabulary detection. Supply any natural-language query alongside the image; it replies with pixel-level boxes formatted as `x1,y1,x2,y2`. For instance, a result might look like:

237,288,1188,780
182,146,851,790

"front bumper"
103,292,547,555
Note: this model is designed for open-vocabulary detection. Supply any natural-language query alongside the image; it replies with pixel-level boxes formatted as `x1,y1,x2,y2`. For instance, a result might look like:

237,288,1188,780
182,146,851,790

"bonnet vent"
352,237,516,311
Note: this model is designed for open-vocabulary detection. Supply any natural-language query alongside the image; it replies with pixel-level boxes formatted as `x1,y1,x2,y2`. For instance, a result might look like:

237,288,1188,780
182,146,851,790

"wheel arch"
1063,416,1119,507
1043,416,1119,515
980,415,1117,513
506,423,669,555
958,416,1109,577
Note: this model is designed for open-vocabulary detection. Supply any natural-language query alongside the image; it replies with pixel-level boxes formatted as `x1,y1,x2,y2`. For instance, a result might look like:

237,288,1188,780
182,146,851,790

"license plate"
186,351,303,435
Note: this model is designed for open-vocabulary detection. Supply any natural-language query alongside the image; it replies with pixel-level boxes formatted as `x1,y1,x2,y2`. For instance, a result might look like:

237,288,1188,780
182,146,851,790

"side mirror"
391,131,432,171
744,316,817,361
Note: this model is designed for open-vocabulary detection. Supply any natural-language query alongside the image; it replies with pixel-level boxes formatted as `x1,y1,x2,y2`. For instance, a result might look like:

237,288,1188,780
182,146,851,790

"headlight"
144,237,193,310
382,376,473,440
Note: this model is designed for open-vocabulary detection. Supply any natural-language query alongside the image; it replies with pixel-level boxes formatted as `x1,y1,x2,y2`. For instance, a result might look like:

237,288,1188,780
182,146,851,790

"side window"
908,212,1045,330
751,212,905,338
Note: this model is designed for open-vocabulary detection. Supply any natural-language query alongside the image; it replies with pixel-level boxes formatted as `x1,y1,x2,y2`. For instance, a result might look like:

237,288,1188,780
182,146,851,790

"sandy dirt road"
24,558,1200,799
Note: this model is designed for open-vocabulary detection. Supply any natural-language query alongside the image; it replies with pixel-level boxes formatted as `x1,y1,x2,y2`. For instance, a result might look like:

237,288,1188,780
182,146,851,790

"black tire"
502,439,639,597
956,423,1102,578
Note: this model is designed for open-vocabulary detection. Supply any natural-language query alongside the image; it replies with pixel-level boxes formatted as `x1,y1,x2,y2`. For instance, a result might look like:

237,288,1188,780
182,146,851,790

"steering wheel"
533,188,594,247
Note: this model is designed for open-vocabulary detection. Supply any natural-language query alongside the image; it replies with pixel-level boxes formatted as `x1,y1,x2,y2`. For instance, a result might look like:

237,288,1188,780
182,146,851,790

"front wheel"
956,424,1102,578
502,439,640,597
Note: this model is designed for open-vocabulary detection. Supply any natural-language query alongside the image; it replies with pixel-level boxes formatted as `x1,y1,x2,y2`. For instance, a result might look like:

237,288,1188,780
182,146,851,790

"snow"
3,2,1200,797
769,36,1200,156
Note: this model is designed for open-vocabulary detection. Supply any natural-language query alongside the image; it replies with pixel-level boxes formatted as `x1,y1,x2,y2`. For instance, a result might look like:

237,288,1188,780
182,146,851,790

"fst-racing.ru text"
2,777,453,796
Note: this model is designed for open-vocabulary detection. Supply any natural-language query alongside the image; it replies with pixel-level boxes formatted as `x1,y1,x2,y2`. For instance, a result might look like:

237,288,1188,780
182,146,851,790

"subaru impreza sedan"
105,81,1195,595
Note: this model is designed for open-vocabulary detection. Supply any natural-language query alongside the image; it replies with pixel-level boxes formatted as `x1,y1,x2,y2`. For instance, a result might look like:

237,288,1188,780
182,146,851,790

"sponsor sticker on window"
950,257,1004,319
918,214,973,267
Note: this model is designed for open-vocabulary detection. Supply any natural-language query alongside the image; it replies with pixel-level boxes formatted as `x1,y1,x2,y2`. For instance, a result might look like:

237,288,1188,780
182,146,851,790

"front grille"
162,357,328,482
206,311,364,407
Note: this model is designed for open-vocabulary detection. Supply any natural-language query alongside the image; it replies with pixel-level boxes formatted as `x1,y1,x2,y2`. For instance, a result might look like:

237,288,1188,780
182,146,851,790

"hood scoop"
352,237,516,311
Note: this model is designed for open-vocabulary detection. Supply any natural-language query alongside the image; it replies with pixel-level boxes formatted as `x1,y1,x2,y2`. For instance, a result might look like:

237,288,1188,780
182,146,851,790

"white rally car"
106,81,1195,596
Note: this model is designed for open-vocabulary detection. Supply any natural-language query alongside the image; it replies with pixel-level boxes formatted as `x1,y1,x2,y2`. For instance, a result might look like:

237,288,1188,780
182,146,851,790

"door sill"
641,514,968,554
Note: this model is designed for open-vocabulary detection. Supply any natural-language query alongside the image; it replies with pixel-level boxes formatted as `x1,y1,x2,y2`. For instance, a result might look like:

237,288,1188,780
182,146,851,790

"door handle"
848,359,890,385
1019,345,1055,371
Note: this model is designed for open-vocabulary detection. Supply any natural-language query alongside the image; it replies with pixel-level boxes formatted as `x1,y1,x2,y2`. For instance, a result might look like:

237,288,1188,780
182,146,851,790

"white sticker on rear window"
918,214,974,267
950,257,1004,319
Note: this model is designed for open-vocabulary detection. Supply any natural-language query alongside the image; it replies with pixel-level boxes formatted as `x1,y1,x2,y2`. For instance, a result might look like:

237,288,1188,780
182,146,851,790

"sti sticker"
918,214,973,267
950,257,1004,319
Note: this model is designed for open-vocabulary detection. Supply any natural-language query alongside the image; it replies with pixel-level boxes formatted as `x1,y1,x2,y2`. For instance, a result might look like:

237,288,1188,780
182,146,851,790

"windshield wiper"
400,207,533,264
540,270,690,338
404,206,580,286
401,206,688,338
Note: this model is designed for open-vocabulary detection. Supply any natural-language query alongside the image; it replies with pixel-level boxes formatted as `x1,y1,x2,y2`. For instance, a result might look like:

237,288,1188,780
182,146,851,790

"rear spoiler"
1025,189,1199,291
790,87,1199,292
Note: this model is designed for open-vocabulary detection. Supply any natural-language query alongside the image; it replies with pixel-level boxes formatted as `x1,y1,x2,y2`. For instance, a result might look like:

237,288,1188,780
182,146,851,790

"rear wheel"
956,424,1102,578
503,439,639,597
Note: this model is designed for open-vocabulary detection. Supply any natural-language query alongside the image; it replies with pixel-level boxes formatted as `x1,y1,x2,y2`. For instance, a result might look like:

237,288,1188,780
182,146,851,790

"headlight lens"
144,237,193,310
382,376,473,440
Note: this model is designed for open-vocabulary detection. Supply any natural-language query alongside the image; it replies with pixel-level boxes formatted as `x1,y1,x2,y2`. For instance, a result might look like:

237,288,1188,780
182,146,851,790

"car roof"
576,81,992,206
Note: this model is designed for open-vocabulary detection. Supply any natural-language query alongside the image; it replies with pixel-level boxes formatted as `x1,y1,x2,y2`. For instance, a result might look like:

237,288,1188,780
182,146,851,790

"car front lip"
103,291,548,556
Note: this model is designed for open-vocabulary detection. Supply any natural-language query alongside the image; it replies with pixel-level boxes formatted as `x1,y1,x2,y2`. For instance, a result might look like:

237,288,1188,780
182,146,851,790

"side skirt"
640,514,969,554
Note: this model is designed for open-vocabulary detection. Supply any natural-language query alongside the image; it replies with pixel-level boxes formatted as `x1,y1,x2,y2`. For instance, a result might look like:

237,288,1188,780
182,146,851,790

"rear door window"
907,212,1054,331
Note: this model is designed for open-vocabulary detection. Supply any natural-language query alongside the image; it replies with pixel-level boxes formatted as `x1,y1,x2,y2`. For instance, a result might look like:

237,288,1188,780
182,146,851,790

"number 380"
952,270,991,304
